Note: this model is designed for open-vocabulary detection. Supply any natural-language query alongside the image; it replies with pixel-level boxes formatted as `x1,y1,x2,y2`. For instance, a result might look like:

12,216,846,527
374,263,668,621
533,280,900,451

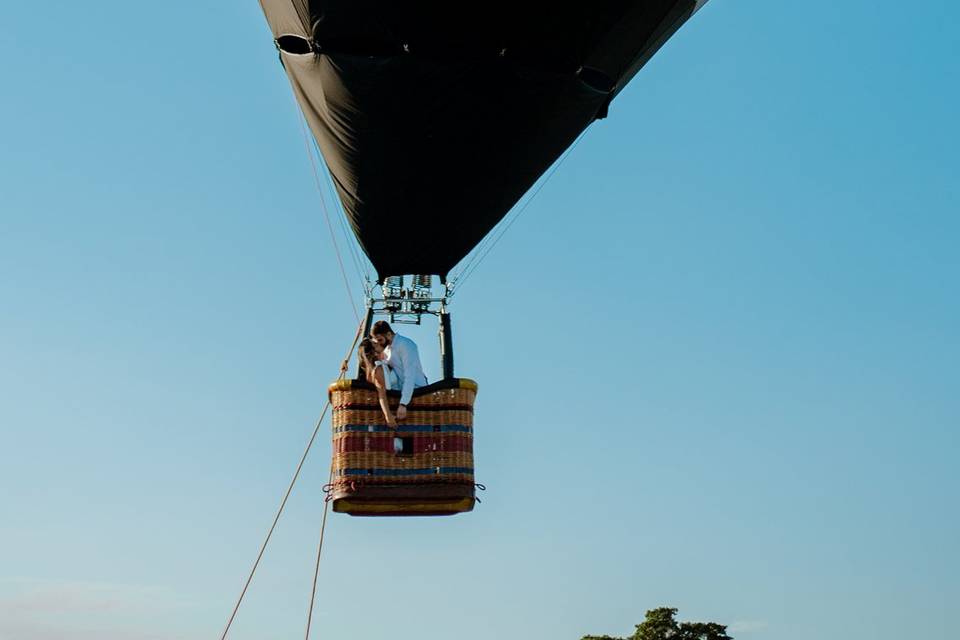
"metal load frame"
361,275,454,380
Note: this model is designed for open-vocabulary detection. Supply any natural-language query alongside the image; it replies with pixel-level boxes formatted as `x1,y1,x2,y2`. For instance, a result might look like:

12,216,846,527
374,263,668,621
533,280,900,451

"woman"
357,337,400,429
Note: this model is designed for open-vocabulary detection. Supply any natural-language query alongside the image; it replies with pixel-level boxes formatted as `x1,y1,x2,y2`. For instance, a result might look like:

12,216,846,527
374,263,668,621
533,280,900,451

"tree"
582,607,733,640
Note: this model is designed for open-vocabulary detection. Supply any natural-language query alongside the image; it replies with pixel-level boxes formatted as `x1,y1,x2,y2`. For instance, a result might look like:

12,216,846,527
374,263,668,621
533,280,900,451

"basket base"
331,484,475,517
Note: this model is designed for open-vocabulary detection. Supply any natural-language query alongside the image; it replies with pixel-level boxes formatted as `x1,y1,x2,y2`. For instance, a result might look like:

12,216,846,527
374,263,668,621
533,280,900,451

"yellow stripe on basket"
328,379,356,393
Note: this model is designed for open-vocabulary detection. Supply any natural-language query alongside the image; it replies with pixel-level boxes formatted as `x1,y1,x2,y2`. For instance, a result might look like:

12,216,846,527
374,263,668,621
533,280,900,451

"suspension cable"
451,128,592,292
319,157,373,284
294,108,361,323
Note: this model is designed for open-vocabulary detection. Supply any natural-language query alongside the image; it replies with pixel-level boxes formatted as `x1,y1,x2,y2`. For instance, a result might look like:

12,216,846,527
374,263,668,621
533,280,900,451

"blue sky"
1,1,957,639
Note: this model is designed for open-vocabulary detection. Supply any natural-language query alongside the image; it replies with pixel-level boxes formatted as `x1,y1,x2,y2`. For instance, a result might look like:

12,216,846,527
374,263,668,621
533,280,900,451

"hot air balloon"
259,0,710,515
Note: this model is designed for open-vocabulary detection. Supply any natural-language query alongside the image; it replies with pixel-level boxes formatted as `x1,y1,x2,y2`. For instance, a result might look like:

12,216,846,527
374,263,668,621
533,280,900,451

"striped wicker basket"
327,377,478,516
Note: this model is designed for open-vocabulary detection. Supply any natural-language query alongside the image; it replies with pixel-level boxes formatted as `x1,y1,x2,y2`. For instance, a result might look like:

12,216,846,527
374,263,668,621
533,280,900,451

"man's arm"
398,339,417,408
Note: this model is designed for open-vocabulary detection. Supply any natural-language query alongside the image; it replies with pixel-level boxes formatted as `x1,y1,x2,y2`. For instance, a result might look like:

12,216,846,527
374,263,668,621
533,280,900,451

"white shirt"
384,333,428,406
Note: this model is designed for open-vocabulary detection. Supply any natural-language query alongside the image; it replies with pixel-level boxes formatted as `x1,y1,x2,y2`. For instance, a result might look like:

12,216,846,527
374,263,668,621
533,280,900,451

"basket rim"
328,377,477,396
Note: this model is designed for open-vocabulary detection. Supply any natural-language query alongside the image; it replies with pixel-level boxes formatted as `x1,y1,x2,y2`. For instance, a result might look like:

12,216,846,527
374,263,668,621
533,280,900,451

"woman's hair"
357,338,377,383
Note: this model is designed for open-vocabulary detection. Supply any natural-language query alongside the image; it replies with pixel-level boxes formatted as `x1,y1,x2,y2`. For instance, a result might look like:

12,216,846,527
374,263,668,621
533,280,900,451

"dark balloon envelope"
260,1,708,280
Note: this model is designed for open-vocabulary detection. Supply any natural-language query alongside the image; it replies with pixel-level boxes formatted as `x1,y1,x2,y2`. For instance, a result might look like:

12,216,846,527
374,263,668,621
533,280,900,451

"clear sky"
1,1,957,639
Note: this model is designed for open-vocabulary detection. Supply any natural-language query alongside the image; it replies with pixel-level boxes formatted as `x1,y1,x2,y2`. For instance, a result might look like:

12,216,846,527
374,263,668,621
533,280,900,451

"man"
370,320,427,420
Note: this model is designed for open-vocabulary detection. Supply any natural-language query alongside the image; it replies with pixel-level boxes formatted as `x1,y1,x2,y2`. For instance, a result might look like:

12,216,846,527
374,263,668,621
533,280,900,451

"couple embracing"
357,320,427,429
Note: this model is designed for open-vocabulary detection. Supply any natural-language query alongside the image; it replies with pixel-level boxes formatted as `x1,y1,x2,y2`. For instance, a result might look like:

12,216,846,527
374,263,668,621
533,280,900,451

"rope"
219,317,366,640
303,466,334,640
451,128,592,292
304,318,368,640
321,480,354,500
338,317,366,379
217,403,332,640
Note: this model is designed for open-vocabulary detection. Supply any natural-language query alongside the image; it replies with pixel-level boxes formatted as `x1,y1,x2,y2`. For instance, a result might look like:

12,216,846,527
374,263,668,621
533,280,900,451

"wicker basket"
327,378,478,516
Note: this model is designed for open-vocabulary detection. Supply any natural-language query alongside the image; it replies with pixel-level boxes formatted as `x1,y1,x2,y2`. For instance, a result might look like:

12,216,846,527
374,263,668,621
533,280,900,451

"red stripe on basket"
334,433,473,454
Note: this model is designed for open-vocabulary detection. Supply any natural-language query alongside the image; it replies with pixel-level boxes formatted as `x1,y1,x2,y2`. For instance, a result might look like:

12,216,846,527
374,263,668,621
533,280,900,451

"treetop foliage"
582,607,733,640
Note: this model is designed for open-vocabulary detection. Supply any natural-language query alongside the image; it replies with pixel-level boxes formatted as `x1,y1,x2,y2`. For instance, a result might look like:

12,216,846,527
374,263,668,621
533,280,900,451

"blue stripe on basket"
340,467,474,477
335,424,472,434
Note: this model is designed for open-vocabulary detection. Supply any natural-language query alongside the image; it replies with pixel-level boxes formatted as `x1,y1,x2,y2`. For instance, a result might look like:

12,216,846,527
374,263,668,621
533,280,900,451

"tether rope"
303,464,334,640
218,317,366,640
